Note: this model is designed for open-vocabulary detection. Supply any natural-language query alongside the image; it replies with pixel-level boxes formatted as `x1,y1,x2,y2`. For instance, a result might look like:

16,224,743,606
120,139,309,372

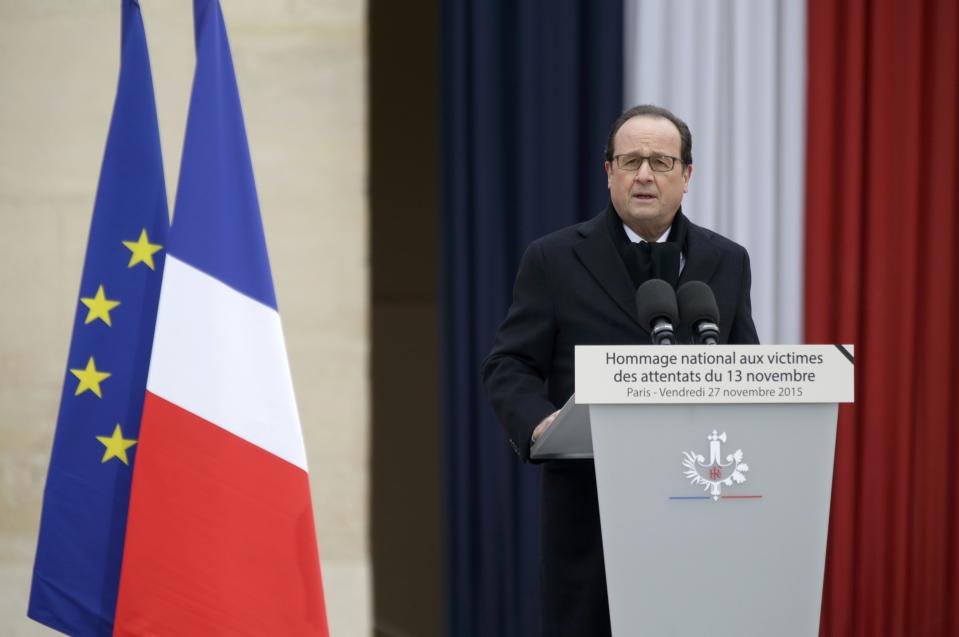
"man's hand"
531,410,560,445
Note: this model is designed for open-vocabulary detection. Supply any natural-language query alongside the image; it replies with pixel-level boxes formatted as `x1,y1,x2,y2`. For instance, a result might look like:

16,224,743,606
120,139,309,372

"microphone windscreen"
676,281,720,325
635,279,679,329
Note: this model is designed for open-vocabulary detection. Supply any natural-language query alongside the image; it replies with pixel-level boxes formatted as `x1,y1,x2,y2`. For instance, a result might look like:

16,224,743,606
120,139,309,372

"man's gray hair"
604,104,693,166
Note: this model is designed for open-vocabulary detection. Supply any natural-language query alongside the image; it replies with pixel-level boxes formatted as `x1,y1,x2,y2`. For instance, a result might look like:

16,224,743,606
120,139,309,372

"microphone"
636,279,679,345
677,281,720,344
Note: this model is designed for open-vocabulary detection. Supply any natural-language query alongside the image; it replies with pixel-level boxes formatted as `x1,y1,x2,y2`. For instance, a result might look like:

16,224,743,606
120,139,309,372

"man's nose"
634,159,655,182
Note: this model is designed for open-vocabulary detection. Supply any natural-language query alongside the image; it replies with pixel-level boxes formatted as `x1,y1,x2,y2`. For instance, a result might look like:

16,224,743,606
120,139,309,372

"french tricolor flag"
113,1,329,634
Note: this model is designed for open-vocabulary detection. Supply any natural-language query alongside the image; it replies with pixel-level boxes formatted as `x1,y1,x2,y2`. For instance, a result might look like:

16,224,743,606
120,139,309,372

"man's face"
604,115,692,239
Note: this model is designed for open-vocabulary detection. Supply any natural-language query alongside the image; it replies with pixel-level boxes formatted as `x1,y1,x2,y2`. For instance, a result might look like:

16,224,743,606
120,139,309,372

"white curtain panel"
623,0,806,344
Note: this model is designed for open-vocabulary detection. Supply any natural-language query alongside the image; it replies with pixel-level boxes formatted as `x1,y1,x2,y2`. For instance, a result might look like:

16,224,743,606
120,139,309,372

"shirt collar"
622,223,672,244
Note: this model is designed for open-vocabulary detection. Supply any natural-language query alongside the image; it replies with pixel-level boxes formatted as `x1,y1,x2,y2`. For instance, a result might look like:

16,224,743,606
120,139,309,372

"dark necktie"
631,240,681,289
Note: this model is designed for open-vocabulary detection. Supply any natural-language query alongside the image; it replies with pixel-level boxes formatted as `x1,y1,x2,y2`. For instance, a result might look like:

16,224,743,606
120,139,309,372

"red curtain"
806,0,959,635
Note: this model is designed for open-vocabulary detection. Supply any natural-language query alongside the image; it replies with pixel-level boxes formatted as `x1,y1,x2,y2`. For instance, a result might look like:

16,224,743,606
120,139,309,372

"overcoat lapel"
571,211,724,330
679,221,722,285
572,212,642,327
572,212,724,326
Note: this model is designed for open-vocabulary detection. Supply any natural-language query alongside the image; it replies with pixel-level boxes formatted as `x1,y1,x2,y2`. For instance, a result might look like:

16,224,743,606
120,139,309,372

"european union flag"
28,1,168,634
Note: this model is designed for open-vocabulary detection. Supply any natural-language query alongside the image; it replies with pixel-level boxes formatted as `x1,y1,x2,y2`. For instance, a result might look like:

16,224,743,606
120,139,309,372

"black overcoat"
482,207,760,636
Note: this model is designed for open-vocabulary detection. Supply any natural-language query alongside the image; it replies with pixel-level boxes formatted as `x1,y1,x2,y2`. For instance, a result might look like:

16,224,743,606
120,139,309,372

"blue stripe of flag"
165,0,277,309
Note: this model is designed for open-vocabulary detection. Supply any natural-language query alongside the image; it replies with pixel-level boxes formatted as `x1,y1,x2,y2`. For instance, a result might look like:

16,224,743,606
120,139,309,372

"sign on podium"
532,345,854,637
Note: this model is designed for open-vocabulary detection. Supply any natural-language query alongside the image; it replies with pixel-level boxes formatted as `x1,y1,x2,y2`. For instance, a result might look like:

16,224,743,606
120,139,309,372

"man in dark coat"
482,105,760,636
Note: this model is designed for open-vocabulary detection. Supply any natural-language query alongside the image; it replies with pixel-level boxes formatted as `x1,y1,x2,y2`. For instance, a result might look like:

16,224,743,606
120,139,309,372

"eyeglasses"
613,153,681,173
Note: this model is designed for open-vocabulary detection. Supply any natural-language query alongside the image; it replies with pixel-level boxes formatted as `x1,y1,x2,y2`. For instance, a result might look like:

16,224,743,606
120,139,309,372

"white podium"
531,345,855,637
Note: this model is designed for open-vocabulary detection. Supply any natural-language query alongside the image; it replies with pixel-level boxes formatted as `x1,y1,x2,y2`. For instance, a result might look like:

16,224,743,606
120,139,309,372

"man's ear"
683,164,693,193
604,161,613,188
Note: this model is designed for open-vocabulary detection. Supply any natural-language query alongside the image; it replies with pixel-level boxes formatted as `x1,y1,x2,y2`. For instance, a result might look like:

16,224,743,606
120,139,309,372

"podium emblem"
682,430,750,501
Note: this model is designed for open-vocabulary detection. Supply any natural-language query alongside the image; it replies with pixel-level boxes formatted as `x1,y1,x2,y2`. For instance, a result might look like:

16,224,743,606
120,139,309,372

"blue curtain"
440,2,623,635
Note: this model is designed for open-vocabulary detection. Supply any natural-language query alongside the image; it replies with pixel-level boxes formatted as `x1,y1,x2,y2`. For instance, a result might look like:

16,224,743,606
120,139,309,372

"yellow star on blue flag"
80,285,121,326
96,424,137,465
123,228,163,270
70,356,111,398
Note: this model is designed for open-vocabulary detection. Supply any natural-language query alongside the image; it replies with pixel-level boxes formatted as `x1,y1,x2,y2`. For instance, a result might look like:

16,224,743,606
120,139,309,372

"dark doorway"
369,0,442,635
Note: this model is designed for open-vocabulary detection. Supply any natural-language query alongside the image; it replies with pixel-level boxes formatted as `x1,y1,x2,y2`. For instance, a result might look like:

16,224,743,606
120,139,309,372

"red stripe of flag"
114,392,328,636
